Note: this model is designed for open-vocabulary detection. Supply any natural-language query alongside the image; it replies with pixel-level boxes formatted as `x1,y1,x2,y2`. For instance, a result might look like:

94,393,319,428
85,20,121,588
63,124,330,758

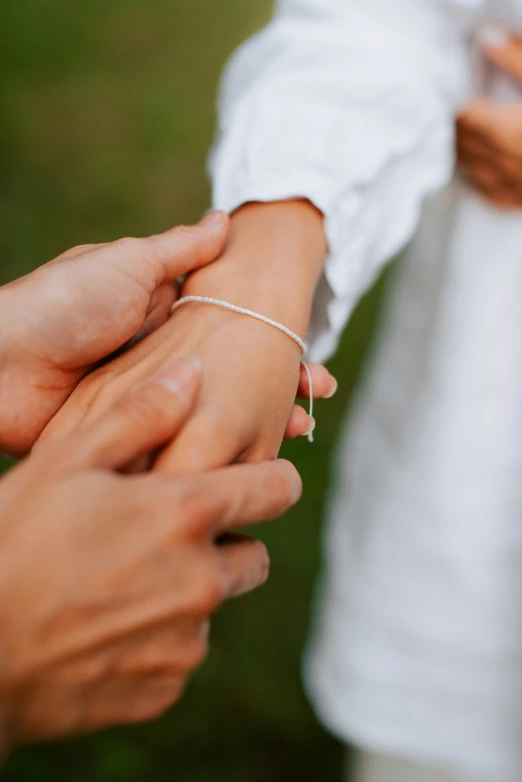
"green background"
0,2,385,779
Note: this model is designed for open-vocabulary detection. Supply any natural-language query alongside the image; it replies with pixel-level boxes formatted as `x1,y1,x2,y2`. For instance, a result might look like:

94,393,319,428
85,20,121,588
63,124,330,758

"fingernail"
155,357,202,397
325,377,338,399
199,210,227,230
478,24,509,49
302,417,316,439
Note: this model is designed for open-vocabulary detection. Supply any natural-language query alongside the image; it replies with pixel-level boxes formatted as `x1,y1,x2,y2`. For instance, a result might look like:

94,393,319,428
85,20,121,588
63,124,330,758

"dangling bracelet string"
171,295,315,442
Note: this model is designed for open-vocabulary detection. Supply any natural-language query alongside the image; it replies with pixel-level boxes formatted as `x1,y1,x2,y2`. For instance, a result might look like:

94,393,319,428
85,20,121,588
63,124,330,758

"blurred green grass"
0,2,385,780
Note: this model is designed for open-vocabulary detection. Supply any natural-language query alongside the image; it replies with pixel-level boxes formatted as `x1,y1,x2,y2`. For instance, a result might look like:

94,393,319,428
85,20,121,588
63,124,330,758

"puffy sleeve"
209,0,483,361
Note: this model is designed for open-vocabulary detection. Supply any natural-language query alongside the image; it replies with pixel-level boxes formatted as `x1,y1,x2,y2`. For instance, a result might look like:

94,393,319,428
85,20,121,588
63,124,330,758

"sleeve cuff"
211,117,453,364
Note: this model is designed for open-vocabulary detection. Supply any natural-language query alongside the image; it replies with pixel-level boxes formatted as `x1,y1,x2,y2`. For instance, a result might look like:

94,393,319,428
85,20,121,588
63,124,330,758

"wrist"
0,286,19,366
184,200,327,337
0,282,62,457
0,286,27,410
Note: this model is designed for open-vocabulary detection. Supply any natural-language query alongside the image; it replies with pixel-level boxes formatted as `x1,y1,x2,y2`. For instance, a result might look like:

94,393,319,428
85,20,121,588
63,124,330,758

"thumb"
479,25,522,84
69,358,202,469
146,211,229,284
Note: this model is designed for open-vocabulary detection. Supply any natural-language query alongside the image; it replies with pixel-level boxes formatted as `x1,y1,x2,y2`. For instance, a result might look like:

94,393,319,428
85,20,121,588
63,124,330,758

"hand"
0,212,229,456
39,201,332,469
39,302,335,468
286,361,338,440
457,31,522,207
0,358,301,749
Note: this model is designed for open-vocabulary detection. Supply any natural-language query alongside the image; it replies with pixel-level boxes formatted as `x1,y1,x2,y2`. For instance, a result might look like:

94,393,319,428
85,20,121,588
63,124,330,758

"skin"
0,358,302,749
457,34,522,208
40,200,331,473
0,209,333,748
0,211,335,458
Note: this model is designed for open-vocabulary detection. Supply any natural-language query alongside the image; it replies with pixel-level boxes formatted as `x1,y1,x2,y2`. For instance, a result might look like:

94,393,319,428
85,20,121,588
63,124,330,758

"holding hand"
39,202,332,471
0,213,228,456
0,209,333,457
457,31,522,207
0,358,301,748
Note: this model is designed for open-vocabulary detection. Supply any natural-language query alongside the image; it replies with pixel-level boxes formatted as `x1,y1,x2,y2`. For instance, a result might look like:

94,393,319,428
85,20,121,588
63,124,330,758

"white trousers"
351,752,463,782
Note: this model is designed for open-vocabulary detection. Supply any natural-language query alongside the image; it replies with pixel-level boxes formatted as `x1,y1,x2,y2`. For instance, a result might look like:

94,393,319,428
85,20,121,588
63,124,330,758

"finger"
494,150,522,182
458,100,522,157
491,195,522,208
455,126,492,162
48,242,110,265
145,212,230,284
284,405,316,439
475,185,522,208
111,618,209,677
296,361,337,400
83,672,187,731
67,358,202,469
127,282,179,348
456,120,501,172
154,406,254,475
457,100,506,141
458,150,522,206
217,534,271,598
460,160,504,193
457,150,487,174
479,26,522,84
172,459,302,534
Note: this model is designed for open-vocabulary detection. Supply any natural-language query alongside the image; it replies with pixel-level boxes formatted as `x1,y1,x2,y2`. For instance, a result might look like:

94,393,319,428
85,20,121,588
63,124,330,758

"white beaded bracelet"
171,295,315,442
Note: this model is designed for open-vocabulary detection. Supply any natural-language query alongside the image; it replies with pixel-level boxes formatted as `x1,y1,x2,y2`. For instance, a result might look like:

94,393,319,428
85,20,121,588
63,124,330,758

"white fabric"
352,750,464,782
209,2,522,781
211,0,476,363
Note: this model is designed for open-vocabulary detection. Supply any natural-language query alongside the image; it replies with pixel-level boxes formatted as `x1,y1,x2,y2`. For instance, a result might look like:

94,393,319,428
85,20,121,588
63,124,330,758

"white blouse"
210,2,522,782
210,0,481,362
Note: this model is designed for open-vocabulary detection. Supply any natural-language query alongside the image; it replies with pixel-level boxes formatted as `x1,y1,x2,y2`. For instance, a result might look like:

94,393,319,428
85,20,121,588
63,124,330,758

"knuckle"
169,224,201,256
171,224,193,243
189,568,225,614
66,243,97,256
156,680,186,712
134,680,186,723
114,236,141,254
159,412,242,474
224,539,271,598
255,541,271,580
114,236,161,284
260,546,271,584
177,636,209,673
245,539,271,585
179,487,214,536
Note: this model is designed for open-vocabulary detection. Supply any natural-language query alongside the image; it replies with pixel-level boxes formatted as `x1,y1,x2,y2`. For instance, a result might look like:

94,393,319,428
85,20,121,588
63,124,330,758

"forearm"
183,200,328,339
